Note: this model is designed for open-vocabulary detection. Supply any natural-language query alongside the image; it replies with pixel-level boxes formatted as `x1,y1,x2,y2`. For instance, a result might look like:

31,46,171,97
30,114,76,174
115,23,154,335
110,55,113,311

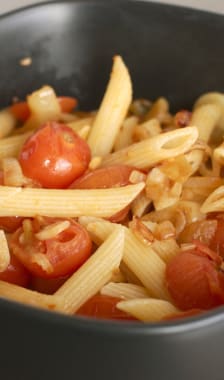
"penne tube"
101,282,149,300
0,230,10,272
85,220,170,300
23,86,61,130
114,116,138,151
190,103,221,142
67,116,94,130
0,280,64,311
56,228,124,313
151,239,180,263
2,158,27,187
0,182,144,218
117,298,180,322
87,56,132,156
0,132,31,159
101,126,198,169
0,110,16,138
201,186,224,213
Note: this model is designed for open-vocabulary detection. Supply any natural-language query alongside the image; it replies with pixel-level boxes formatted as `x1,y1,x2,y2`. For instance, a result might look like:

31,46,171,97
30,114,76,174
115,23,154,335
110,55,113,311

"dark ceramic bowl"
1,1,224,380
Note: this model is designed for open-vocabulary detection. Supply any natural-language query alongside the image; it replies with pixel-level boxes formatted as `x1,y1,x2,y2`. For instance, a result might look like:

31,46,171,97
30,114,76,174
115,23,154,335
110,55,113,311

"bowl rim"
1,0,224,335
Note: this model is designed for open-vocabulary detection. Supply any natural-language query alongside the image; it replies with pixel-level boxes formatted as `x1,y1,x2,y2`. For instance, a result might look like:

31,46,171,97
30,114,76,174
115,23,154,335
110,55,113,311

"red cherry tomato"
70,165,135,222
10,218,92,278
0,171,24,232
70,165,134,189
0,255,30,287
10,97,77,122
10,102,31,122
31,275,68,294
76,294,137,321
19,122,91,188
166,241,224,310
57,97,77,113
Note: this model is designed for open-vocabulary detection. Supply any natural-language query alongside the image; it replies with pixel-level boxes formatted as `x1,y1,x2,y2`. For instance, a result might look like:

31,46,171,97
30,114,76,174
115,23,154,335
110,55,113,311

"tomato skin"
70,165,135,222
10,102,30,122
10,219,92,278
166,243,224,310
76,295,137,321
70,165,134,189
31,275,68,294
58,97,77,113
19,122,91,189
0,255,30,287
10,97,77,122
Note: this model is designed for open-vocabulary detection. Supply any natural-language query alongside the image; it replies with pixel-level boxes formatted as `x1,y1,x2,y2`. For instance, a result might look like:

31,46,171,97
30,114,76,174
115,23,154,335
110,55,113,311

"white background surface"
1,0,224,15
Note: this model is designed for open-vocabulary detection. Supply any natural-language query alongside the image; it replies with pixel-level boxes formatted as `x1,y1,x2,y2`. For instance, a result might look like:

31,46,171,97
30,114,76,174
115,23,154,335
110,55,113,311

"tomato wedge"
70,165,135,222
10,96,77,122
19,122,91,188
166,241,224,310
0,255,30,287
76,294,137,321
10,218,92,278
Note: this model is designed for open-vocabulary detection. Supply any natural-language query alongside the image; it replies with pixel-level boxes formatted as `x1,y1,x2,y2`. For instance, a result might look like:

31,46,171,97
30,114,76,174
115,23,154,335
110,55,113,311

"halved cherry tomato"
166,241,224,310
70,165,135,222
0,171,24,232
76,294,137,321
10,97,77,122
10,218,92,278
0,254,30,287
19,122,91,188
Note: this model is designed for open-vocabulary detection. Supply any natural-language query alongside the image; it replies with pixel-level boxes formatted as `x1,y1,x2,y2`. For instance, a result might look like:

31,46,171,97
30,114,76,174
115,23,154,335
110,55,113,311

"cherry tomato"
70,165,135,222
76,294,137,321
0,171,24,232
19,122,91,188
10,102,30,122
58,97,77,113
0,254,30,287
70,165,134,189
166,241,224,310
10,97,77,122
10,218,92,278
31,275,68,294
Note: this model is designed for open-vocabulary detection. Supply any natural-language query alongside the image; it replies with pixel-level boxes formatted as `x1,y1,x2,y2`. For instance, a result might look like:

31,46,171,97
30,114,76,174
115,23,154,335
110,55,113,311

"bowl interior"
1,0,224,112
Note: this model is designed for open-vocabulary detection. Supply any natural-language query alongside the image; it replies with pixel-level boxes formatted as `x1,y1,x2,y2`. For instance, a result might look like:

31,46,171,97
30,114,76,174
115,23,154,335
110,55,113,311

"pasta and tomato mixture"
0,56,224,322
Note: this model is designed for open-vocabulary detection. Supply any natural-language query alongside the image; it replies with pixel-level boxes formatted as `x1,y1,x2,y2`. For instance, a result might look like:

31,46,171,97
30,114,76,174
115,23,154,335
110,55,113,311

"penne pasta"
190,103,221,142
56,228,124,313
101,282,149,300
87,56,132,156
101,126,198,169
0,110,16,138
0,182,144,218
151,239,180,263
114,116,138,151
0,132,31,159
201,186,224,213
117,298,180,322
85,220,170,300
0,230,10,272
0,280,64,311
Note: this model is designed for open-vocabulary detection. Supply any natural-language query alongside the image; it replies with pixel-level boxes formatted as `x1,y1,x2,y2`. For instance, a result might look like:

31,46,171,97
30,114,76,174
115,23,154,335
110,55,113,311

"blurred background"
1,0,224,15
